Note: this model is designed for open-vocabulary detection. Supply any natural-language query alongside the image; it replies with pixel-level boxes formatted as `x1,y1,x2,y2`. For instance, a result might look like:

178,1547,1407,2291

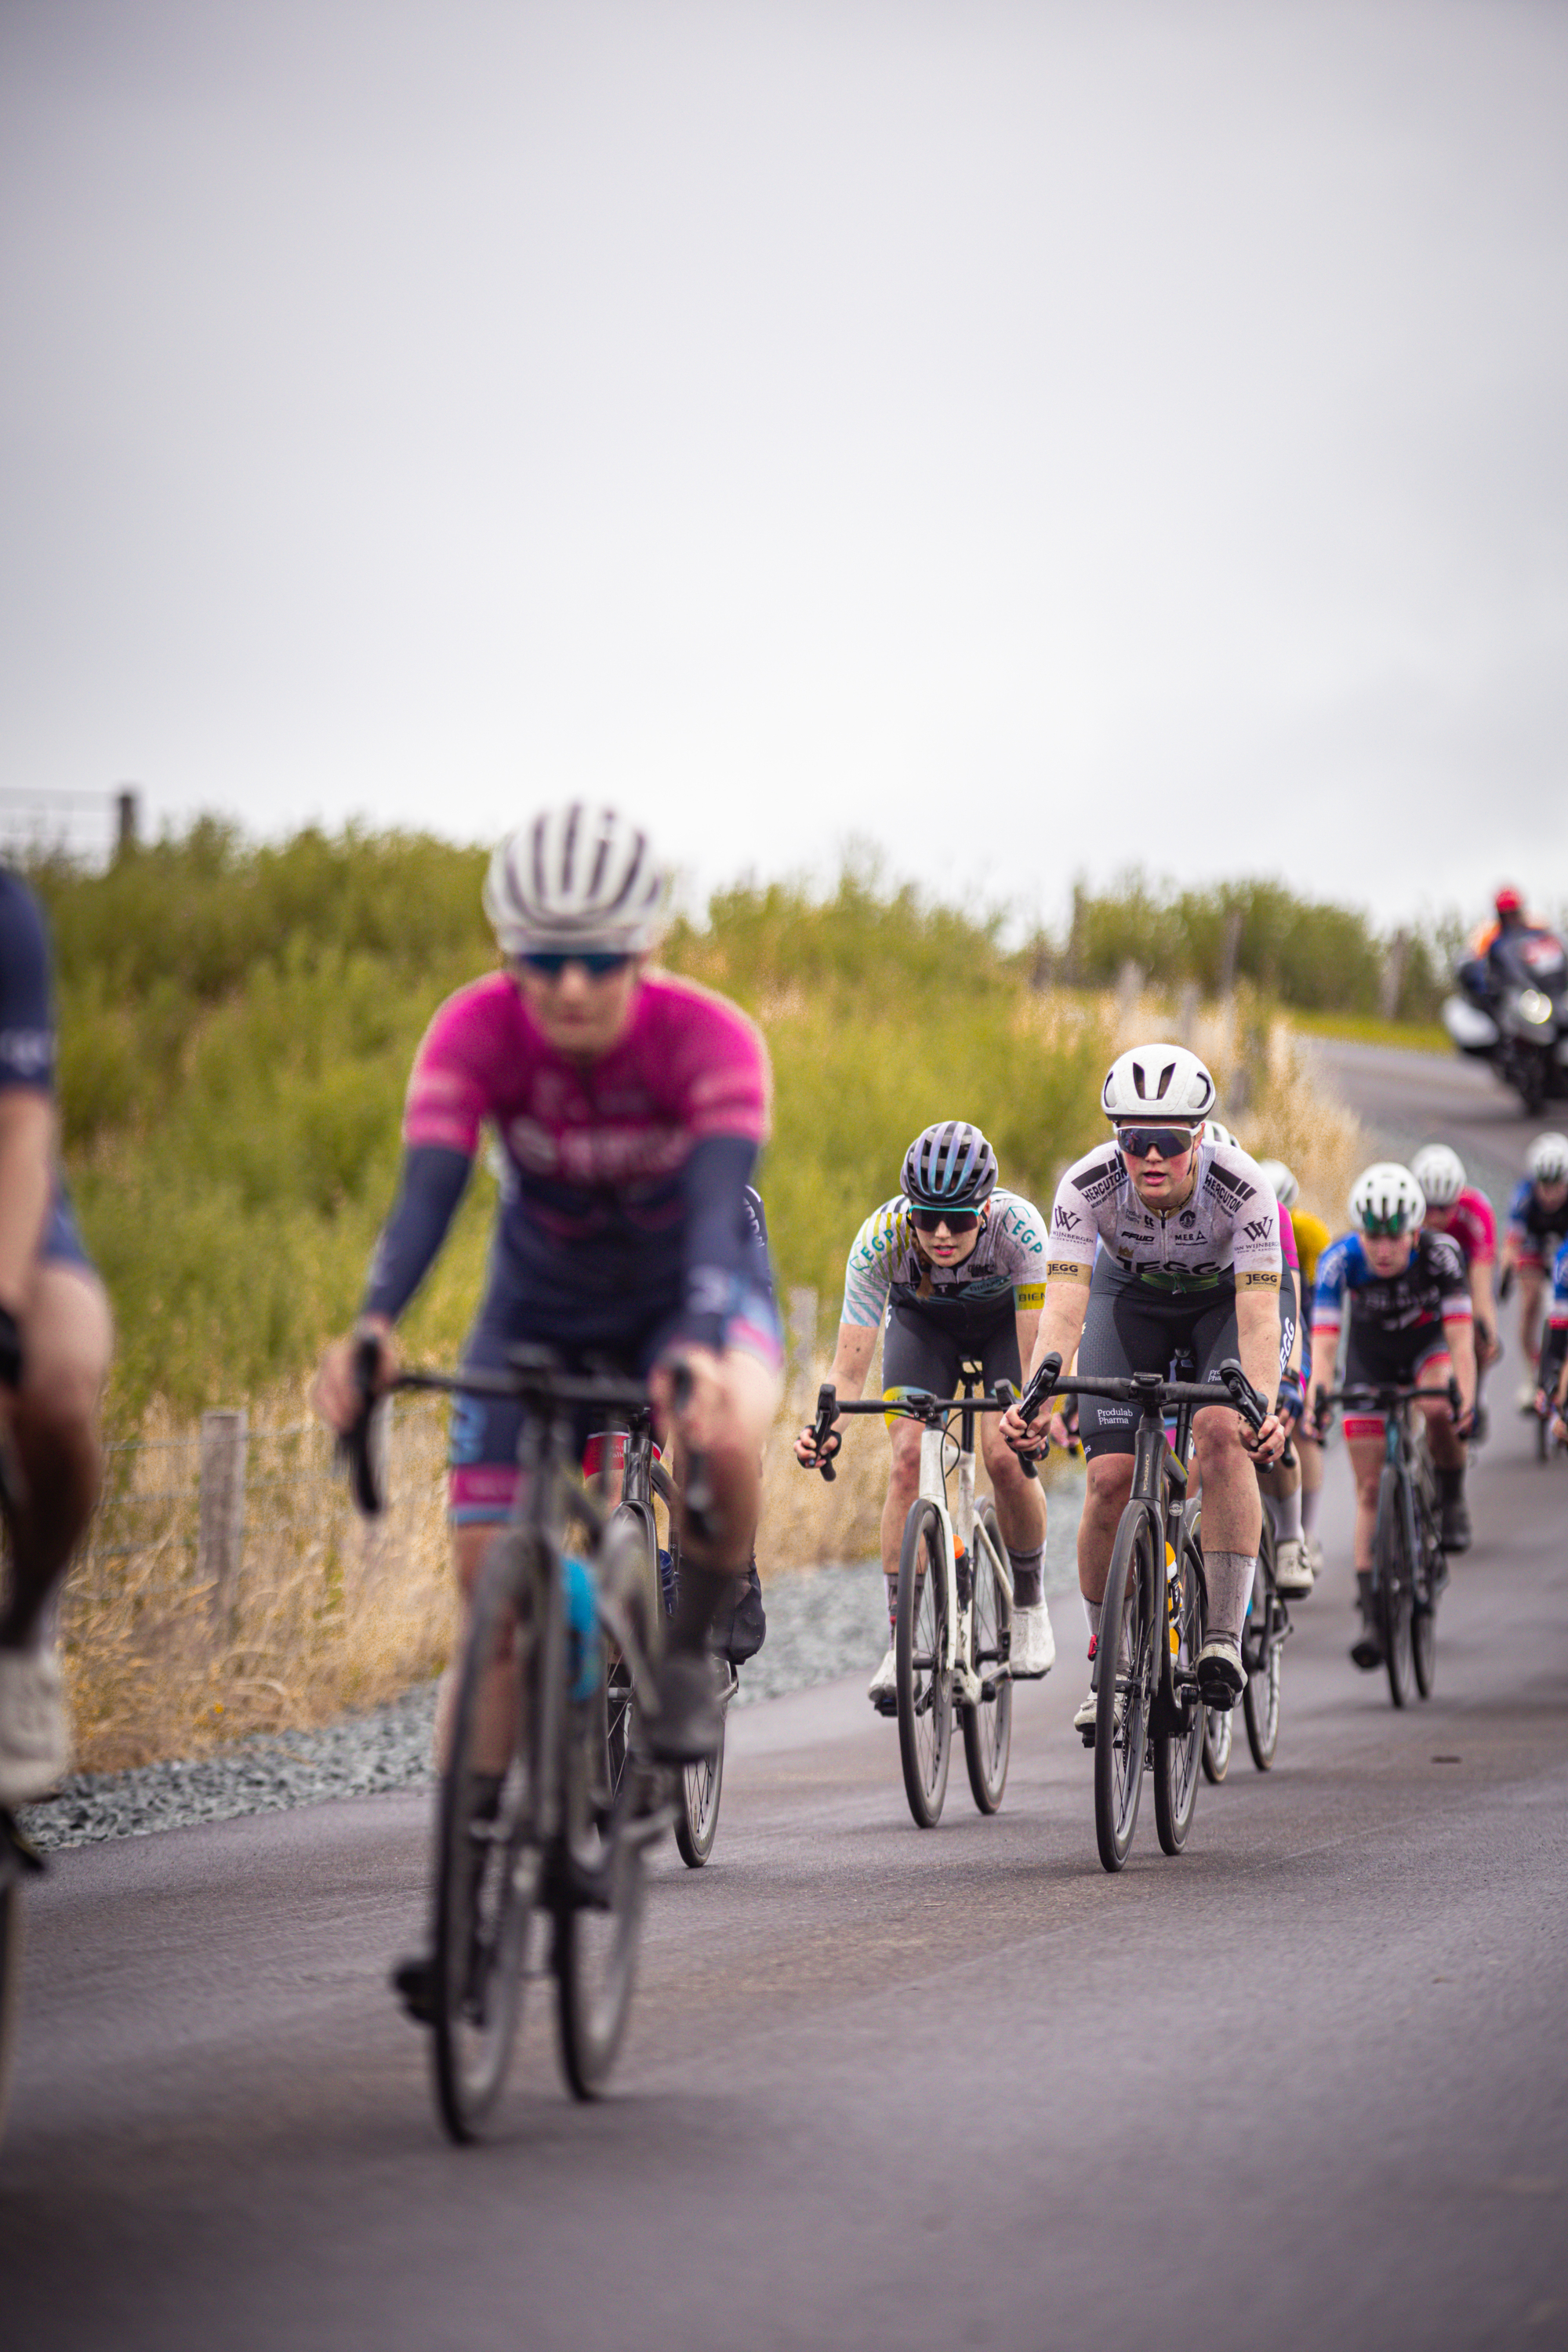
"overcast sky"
2,0,1565,932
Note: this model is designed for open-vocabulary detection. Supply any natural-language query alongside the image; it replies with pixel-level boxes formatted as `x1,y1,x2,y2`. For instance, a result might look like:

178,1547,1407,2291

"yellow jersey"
1290,1210,1331,1296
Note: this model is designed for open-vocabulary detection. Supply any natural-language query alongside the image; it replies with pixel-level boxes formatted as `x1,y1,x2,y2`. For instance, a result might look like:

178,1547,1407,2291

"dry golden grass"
58,995,1363,1774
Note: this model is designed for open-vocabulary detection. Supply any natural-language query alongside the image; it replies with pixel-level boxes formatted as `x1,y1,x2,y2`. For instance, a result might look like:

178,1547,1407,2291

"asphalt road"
5,1053,1567,2352
1303,1033,1551,1207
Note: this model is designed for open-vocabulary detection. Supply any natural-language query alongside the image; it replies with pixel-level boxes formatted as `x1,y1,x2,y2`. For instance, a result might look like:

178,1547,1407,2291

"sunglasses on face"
516,951,635,979
910,1207,981,1235
1361,1217,1410,1240
1116,1126,1198,1160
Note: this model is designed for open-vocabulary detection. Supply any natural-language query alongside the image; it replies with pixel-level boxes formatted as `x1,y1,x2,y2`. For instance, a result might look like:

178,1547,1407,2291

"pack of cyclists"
2,811,1558,1887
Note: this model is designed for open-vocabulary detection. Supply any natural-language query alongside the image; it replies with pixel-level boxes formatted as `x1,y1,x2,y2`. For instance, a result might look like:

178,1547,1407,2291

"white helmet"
1527,1131,1568,1185
1410,1143,1466,1208
1101,1043,1216,1124
1348,1161,1425,1237
483,804,666,956
1256,1157,1298,1210
1202,1119,1237,1150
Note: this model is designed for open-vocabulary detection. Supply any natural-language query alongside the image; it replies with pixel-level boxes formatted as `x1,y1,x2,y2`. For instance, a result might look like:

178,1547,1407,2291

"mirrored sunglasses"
517,951,635,978
1116,1125,1198,1160
910,1207,980,1234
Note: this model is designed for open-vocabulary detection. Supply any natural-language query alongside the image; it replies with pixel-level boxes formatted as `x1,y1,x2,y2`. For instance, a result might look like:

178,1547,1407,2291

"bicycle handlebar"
800,1377,1033,1480
341,1340,661,1518
1311,1377,1463,1439
1007,1352,1270,1464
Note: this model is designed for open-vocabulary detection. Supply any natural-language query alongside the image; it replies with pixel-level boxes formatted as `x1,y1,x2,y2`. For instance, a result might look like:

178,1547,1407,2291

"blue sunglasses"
517,951,635,978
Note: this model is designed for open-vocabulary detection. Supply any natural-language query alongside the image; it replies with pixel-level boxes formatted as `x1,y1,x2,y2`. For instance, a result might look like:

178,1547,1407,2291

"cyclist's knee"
1192,1406,1243,1472
14,1265,112,1450
1085,1451,1133,1507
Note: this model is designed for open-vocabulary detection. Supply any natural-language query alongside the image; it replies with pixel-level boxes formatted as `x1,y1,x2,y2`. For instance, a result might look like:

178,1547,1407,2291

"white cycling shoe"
1272,1537,1313,1599
1196,1635,1245,1709
1009,1601,1055,1679
866,1644,898,1708
1073,1686,1098,1736
0,1645,72,1808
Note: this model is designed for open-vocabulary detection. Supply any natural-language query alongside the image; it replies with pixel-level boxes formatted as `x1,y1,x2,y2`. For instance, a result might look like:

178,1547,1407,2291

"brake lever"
995,1381,1038,1479
340,1330,387,1516
811,1380,839,1483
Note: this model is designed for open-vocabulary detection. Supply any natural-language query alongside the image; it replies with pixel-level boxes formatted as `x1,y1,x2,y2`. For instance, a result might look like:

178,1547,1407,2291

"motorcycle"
1443,927,1568,1113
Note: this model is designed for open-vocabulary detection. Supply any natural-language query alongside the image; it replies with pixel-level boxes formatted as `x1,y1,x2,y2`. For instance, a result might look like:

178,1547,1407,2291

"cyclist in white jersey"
795,1122,1055,1697
1003,1044,1286,1726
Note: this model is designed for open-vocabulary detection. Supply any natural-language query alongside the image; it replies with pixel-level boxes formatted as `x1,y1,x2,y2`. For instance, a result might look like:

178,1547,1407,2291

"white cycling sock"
1083,1595,1102,1644
1272,1485,1304,1544
1300,1484,1323,1543
1204,1551,1257,1645
884,1572,898,1634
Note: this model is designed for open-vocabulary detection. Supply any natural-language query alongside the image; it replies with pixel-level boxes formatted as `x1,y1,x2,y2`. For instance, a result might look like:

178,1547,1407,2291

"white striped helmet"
1101,1043,1216,1124
1528,1132,1568,1185
483,804,666,955
1202,1119,1238,1150
1348,1162,1425,1237
1410,1144,1466,1208
1256,1158,1299,1210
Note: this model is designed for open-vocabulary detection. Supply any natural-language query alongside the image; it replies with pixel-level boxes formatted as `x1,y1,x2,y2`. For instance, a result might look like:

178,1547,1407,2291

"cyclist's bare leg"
0,1262,112,1651
1417,1354,1465,1471
1297,1423,1324,1542
1346,1436,1384,1571
1077,1453,1134,1610
434,1521,521,1777
978,1414,1045,1555
1189,1403,1265,1640
880,1417,923,1585
1519,1265,1544,1365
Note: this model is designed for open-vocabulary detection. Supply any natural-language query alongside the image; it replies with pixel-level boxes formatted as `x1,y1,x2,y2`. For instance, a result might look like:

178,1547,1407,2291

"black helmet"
901,1121,999,1210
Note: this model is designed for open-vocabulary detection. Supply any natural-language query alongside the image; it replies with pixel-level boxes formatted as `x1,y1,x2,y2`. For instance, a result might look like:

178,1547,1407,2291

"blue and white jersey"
1312,1230,1470,1341
1547,1237,1568,1341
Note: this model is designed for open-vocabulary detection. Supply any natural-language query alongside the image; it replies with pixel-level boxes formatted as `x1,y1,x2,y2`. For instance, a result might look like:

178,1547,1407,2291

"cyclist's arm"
675,1132,762,1351
361,1145,474,1323
1468,1258,1498,1361
1443,1312,1476,1416
1236,1277,1287,1451
823,1321,879,1400
1013,1301,1042,1388
1022,1266,1092,1386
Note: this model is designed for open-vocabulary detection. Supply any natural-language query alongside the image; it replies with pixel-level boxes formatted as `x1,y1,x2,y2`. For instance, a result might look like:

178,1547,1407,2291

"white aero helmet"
1410,1143,1466,1208
1348,1161,1425,1237
1527,1131,1568,1185
1257,1158,1298,1210
1202,1119,1237,1150
1101,1043,1216,1125
483,803,666,956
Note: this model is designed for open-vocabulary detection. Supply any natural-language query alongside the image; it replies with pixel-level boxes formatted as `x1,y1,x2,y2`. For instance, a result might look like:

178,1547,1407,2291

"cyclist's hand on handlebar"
650,1344,725,1448
1240,1409,1287,1468
313,1317,399,1436
793,1421,841,1470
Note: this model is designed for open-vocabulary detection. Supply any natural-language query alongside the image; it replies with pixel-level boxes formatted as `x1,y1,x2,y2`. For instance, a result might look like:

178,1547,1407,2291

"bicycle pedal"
872,1690,898,1719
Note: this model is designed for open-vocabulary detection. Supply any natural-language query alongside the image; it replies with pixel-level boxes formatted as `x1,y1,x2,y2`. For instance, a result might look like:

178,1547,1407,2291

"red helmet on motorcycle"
1495,885,1524,917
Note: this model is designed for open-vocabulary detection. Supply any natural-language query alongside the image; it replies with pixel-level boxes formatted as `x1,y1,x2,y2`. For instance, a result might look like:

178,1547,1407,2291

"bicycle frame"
1316,1381,1454,1615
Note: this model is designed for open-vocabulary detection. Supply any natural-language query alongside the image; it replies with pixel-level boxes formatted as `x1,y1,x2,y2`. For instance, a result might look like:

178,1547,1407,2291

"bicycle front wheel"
674,1663,730,1868
554,1719,649,2101
1244,1522,1282,1770
1202,1705,1232,1782
433,1529,545,2143
1411,1494,1441,1702
1373,1468,1414,1709
0,1839,23,2152
962,1500,1013,1815
896,1499,953,1828
1095,1504,1156,1872
1153,1521,1205,1856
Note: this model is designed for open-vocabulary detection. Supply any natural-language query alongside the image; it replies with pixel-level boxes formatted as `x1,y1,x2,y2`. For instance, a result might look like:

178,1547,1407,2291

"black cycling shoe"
1351,1570,1383,1668
640,1649,724,1764
391,1951,437,2027
1439,1490,1472,1553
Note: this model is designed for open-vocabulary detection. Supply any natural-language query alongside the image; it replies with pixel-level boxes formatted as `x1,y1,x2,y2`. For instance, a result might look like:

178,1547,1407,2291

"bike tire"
1244,1518,1282,1770
1202,1704,1232,1782
895,1498,953,1828
1153,1522,1205,1855
961,1500,1013,1815
554,1710,649,2100
603,1497,656,1806
1537,1402,1550,1465
0,1856,20,2152
647,1458,731,1870
1094,1505,1156,1872
432,1529,545,2143
1410,1490,1441,1703
1373,1467,1414,1710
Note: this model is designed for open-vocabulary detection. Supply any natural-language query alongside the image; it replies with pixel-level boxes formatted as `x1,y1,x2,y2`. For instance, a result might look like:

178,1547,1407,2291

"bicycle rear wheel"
1243,1523,1282,1770
1373,1468,1414,1710
1202,1704,1232,1782
962,1501,1013,1815
1411,1492,1441,1701
433,1530,546,2143
1095,1505,1156,1871
1153,1523,1205,1855
0,1832,24,2152
895,1499,953,1828
648,1458,731,1870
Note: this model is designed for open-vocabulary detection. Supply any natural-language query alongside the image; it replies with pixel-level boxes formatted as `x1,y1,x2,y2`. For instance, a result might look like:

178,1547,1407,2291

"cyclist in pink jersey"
316,806,782,1788
1410,1145,1500,1437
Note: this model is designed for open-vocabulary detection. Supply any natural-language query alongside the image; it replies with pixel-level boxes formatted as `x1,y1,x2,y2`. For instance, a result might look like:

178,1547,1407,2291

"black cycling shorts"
881,1295,1021,1404
1076,1261,1244,1459
1343,1315,1450,1392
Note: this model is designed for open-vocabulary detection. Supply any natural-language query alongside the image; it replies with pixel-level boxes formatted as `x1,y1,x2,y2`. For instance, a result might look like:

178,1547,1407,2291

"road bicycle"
1313,1379,1457,1707
1014,1350,1269,1873
587,1414,736,1870
344,1342,678,2140
804,1362,1021,1828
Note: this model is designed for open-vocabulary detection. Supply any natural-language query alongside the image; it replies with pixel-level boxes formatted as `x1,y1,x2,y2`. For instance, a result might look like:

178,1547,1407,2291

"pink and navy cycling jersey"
398,968,769,1297
1431,1186,1496,1269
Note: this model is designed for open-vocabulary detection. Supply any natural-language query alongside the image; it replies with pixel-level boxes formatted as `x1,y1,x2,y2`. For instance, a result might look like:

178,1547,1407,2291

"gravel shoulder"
24,1474,1085,1851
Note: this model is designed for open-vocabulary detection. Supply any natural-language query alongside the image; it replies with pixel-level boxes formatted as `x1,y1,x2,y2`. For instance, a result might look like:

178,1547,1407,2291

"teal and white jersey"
839,1189,1048,1327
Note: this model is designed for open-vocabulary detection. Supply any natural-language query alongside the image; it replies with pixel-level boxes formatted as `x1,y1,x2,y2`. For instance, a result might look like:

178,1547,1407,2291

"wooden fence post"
200,1409,248,1635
